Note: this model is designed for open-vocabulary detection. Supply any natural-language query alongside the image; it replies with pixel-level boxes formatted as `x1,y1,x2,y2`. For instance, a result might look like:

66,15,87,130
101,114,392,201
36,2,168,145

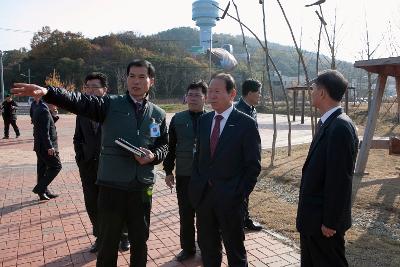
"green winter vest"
97,94,165,190
174,111,196,176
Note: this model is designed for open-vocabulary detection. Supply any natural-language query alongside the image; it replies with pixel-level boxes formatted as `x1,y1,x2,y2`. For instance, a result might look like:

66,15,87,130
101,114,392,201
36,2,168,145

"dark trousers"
300,233,348,267
196,187,247,267
3,118,20,137
176,175,196,252
78,160,129,239
96,186,152,267
243,196,251,223
34,151,62,194
78,160,100,237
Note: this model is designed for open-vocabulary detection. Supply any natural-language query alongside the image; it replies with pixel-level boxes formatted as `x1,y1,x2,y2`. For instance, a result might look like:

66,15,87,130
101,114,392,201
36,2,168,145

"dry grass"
250,145,400,267
349,102,400,137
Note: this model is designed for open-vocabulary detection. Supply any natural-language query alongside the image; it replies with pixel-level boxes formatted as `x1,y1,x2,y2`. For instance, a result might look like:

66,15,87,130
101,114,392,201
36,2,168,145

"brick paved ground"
0,115,300,266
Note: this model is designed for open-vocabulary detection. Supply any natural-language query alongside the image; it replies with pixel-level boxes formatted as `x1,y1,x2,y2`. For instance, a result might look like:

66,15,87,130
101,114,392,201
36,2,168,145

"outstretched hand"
11,83,48,97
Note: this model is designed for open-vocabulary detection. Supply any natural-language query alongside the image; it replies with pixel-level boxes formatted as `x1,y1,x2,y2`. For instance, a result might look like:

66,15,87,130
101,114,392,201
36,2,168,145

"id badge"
150,119,160,137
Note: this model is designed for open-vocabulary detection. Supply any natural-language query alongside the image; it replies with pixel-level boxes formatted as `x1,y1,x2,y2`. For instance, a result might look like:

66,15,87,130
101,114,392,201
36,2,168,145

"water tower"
192,0,220,52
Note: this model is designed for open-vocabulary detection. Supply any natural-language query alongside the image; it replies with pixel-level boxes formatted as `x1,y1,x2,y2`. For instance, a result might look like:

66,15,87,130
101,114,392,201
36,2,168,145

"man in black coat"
189,73,261,267
296,70,359,266
235,78,262,231
73,72,130,253
1,94,20,139
31,99,62,201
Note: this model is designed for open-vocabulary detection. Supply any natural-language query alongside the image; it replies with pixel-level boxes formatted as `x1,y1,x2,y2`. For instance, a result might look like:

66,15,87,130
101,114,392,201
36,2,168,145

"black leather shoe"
119,237,130,252
89,239,98,253
37,193,51,201
244,219,263,231
45,191,59,199
2,136,9,139
176,250,196,262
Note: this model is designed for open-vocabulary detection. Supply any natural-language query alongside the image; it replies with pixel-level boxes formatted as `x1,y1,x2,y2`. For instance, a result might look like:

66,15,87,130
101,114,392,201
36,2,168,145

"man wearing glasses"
73,73,129,253
163,81,208,262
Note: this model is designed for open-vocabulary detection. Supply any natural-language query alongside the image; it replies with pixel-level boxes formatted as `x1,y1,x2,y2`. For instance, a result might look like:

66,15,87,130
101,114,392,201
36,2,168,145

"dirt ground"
249,144,400,267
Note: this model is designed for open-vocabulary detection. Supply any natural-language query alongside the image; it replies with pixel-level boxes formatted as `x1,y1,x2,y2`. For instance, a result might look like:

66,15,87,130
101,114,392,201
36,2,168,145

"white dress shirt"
211,104,234,136
320,106,341,124
129,95,143,106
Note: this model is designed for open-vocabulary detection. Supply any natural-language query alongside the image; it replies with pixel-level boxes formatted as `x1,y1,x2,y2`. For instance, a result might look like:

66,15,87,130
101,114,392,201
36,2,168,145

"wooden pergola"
286,85,355,124
286,86,309,124
354,56,400,175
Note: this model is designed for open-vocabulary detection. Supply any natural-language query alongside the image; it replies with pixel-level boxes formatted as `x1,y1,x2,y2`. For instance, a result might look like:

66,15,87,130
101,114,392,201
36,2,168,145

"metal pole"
0,50,4,102
209,39,212,80
28,68,31,84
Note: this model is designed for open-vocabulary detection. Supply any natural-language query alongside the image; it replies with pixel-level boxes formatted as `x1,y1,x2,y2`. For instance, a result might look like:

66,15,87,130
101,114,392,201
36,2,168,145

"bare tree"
319,6,337,70
360,15,381,109
214,2,293,160
260,1,278,164
231,0,252,76
276,0,315,136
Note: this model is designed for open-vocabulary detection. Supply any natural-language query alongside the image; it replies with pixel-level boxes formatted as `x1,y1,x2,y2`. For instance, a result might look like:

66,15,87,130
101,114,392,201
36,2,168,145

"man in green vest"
11,59,168,267
163,81,207,262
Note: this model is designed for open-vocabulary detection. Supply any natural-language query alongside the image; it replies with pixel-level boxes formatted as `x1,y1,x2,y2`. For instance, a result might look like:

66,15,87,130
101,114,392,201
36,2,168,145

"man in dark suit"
1,94,20,139
296,70,359,266
163,81,207,262
31,99,62,201
235,78,262,231
12,59,168,267
189,73,261,267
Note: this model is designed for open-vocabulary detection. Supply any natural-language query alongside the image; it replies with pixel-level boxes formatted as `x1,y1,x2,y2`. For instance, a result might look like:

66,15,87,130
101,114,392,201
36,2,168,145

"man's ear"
230,89,237,100
321,88,328,99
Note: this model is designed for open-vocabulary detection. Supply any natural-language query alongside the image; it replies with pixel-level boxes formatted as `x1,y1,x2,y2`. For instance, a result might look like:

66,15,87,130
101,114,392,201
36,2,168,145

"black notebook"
115,138,146,157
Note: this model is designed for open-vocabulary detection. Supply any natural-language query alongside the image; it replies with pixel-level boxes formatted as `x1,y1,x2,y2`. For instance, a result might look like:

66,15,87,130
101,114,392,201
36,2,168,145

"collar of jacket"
125,91,148,109
305,108,344,164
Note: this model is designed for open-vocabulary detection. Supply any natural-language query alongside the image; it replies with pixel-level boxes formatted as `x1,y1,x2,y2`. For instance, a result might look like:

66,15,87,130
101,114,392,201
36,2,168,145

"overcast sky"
1,0,399,62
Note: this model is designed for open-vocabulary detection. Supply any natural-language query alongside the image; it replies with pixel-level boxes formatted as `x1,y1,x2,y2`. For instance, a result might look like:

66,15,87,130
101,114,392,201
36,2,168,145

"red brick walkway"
0,115,300,266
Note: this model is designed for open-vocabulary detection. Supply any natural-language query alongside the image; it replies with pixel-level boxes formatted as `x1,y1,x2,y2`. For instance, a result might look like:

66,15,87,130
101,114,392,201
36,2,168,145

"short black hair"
186,81,208,95
126,59,155,78
84,72,109,88
5,93,11,98
242,79,261,96
315,69,348,101
211,72,236,93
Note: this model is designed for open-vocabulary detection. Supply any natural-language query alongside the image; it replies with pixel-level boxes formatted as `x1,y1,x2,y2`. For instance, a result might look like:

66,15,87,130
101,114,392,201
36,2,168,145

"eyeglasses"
187,93,203,98
84,85,104,89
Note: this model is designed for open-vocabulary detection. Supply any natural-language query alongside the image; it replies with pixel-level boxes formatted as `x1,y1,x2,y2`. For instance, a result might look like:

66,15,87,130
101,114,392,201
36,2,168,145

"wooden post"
301,89,305,124
355,74,387,174
396,77,400,123
293,90,297,121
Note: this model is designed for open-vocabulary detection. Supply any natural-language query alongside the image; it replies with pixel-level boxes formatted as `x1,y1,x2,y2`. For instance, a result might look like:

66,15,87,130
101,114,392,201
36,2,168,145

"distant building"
192,0,220,52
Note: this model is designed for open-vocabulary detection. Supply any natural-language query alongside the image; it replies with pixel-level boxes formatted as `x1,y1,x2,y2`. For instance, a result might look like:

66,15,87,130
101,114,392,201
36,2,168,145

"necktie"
315,119,322,135
91,120,99,134
136,102,142,115
210,115,223,157
135,102,143,119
